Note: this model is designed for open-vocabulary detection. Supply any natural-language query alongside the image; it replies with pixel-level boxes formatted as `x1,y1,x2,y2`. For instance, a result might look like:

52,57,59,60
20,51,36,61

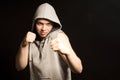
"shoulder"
58,30,69,40
50,29,69,40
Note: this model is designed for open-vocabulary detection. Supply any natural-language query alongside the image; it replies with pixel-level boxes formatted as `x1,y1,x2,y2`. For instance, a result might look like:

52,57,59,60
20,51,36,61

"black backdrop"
0,0,120,80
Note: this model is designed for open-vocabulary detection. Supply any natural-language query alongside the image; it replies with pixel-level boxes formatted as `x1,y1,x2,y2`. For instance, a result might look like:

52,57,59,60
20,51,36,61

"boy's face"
35,19,53,38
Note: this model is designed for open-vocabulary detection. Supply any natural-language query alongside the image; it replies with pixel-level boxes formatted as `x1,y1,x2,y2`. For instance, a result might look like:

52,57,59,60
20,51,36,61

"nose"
41,25,46,30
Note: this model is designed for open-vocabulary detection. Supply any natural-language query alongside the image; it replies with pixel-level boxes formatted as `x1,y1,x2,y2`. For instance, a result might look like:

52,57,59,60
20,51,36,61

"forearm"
52,32,83,73
66,50,83,73
16,41,29,71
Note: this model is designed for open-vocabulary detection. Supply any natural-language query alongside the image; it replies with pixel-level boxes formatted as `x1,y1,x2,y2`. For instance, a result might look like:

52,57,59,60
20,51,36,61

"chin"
41,35,47,38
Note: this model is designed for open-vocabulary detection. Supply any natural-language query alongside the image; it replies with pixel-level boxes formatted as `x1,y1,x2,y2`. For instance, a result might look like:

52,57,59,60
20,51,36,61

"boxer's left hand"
50,33,72,55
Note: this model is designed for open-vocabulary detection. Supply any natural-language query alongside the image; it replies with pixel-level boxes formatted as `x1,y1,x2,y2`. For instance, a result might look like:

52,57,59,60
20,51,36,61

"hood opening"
32,18,61,40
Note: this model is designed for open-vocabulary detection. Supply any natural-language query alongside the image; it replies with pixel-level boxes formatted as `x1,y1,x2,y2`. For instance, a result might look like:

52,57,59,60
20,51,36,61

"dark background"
0,0,120,80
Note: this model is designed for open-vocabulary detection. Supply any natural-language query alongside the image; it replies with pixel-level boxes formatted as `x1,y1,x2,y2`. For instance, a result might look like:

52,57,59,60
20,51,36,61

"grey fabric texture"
29,30,71,80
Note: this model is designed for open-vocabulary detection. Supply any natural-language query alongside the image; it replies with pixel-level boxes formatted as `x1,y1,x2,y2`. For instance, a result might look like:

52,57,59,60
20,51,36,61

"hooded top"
29,3,71,80
31,3,62,31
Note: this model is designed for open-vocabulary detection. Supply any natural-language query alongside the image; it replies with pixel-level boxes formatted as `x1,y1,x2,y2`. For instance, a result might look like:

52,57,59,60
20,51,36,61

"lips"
41,32,46,35
41,32,48,35
40,32,47,37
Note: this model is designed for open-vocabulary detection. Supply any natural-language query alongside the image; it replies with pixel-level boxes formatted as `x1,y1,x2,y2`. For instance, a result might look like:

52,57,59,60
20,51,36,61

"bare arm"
15,40,29,71
65,49,83,73
15,31,36,71
50,32,83,73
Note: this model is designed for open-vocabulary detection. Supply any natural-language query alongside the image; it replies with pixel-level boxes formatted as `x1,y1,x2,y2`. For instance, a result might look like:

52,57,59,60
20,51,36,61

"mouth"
41,32,47,35
41,32,48,36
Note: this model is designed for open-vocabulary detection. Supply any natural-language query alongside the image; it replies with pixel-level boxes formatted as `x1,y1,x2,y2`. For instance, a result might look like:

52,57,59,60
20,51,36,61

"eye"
36,22,43,26
47,23,53,27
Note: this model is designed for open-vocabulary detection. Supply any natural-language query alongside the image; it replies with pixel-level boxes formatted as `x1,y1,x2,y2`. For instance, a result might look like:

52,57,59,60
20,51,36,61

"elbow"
72,64,83,74
16,64,25,71
15,61,27,71
77,66,83,74
16,67,22,71
75,66,83,74
75,60,83,74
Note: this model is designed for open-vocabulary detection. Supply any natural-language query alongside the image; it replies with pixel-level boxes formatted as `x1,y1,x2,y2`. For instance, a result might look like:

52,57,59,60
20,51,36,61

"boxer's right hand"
25,31,36,43
22,31,36,47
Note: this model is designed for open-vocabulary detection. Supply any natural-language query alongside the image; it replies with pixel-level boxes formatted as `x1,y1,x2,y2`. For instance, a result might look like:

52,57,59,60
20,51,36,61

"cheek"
49,28,52,31
36,26,41,31
49,27,53,31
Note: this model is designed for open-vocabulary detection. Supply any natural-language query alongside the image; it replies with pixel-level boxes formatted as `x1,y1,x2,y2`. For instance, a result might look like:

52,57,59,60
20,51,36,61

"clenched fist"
25,31,36,43
22,31,36,47
50,32,73,55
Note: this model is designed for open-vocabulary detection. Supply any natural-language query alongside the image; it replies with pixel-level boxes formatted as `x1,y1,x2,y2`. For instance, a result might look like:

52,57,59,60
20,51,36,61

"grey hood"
32,3,62,31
